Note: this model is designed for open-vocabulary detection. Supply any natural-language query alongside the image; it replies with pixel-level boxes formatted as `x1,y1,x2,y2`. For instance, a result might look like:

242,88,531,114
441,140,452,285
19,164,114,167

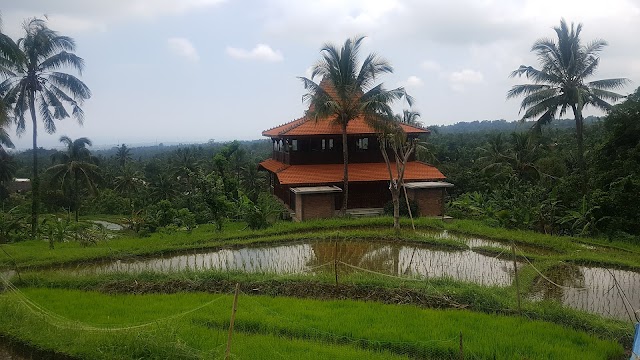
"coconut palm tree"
0,18,91,238
299,36,409,214
0,15,20,151
115,143,132,168
508,19,628,190
46,136,100,222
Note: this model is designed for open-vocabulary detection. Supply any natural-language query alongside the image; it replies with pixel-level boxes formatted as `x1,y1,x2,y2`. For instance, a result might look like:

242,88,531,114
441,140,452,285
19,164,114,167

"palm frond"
46,72,91,102
38,51,85,74
588,78,630,90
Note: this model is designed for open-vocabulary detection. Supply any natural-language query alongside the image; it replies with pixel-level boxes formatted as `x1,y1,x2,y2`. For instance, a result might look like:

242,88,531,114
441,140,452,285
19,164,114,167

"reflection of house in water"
307,241,399,275
258,81,452,221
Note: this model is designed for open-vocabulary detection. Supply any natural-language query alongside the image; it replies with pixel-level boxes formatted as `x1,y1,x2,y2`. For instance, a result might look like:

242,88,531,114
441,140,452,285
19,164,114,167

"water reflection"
74,239,517,287
531,265,640,322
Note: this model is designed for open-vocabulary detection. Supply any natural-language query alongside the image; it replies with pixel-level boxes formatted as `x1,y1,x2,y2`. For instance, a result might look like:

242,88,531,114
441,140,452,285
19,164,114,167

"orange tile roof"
259,160,445,185
262,116,428,137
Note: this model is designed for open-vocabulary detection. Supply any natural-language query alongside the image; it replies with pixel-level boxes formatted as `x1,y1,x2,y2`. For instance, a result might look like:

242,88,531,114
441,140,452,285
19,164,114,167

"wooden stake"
225,283,240,360
334,240,339,286
511,242,521,315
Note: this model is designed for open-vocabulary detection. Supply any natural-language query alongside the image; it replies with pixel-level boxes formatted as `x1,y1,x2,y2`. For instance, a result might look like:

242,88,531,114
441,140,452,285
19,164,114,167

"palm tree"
115,143,132,168
299,36,409,214
507,19,628,190
46,136,100,222
0,14,19,152
0,18,91,238
114,164,145,215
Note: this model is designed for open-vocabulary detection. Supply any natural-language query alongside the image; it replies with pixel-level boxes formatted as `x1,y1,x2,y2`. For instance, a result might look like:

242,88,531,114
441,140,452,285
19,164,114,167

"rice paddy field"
0,217,638,359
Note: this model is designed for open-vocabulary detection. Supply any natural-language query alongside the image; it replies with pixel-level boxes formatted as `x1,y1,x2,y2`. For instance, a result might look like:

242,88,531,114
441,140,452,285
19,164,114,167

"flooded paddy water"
7,230,638,322
74,238,519,286
531,264,640,322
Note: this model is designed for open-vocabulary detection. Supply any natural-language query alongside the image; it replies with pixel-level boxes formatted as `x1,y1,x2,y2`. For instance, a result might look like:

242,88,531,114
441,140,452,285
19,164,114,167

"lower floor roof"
259,159,446,185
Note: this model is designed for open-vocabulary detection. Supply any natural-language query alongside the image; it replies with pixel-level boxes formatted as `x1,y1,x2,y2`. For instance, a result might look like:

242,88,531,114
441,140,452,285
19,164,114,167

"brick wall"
295,193,336,221
407,188,444,217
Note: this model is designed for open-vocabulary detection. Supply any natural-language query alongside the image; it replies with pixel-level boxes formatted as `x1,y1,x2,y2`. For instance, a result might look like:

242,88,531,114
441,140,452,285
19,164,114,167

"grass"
0,288,625,360
10,266,634,346
3,217,639,271
1,216,638,358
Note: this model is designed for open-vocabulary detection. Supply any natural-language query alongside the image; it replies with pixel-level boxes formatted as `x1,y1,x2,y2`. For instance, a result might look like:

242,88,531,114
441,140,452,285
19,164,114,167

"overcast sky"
2,0,639,150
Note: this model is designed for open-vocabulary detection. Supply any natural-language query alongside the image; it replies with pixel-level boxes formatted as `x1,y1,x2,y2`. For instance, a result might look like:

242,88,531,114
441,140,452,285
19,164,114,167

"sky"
1,0,639,150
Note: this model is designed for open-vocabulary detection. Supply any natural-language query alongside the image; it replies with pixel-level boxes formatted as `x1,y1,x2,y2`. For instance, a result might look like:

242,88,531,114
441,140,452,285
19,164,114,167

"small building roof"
259,160,445,185
262,116,428,137
290,186,343,194
404,181,454,189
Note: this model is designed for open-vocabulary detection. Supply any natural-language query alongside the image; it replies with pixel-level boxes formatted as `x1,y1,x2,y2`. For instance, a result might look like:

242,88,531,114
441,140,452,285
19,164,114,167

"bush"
89,189,129,215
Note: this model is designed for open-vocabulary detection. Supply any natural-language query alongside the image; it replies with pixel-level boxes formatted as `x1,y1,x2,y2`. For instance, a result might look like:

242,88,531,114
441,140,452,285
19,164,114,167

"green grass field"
0,216,638,359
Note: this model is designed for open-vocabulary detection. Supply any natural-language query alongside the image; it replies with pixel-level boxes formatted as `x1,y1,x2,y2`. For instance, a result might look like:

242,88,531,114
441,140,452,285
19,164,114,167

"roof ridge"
278,116,311,135
399,121,430,133
262,117,305,136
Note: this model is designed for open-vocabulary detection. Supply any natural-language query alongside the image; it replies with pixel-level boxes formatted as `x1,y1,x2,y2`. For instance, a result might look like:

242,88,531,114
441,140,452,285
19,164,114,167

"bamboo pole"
511,242,521,315
225,283,240,360
334,240,339,286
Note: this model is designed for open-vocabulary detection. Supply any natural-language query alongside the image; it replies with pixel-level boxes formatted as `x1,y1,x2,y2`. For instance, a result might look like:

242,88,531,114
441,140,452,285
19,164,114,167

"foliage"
46,136,101,221
508,19,628,191
0,17,91,238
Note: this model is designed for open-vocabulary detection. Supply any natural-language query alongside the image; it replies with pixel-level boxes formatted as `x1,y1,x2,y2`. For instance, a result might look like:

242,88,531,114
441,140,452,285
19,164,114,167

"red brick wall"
407,188,444,217
296,193,336,221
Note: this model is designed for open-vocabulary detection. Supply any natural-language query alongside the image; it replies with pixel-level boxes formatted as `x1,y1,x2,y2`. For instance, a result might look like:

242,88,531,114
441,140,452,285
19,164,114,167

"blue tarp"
632,323,640,360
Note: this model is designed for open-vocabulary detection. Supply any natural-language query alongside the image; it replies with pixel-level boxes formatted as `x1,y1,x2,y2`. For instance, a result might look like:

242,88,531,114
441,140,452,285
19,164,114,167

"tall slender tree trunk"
29,93,39,240
74,171,79,222
572,104,587,195
341,122,349,216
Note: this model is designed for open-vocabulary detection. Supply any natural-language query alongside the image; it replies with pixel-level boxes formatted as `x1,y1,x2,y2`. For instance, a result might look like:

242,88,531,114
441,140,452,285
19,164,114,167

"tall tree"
376,111,419,230
46,136,100,222
507,19,627,191
115,143,132,168
0,14,19,151
299,36,408,214
0,18,91,238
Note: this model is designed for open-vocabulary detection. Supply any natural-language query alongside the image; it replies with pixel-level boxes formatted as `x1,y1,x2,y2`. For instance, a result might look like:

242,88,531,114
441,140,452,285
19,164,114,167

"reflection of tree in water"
531,263,585,301
307,240,401,275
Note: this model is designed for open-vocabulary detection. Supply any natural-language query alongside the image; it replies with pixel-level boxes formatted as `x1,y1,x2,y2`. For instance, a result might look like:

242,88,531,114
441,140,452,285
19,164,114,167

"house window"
291,139,298,151
321,138,334,151
357,137,369,150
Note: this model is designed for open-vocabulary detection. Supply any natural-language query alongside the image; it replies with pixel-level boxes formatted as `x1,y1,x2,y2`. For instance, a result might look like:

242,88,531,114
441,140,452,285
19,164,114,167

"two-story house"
259,101,452,221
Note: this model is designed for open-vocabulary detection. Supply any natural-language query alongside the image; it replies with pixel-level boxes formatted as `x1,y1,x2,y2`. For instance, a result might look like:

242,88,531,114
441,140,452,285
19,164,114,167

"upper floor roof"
263,116,428,137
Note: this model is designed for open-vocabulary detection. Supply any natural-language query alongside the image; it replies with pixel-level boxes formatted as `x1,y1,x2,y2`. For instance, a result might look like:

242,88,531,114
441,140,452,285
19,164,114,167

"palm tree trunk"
341,122,349,216
571,104,587,195
74,171,79,222
29,93,39,240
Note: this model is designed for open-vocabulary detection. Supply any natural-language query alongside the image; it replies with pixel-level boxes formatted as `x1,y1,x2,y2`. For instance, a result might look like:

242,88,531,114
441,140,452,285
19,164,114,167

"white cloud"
399,75,424,88
167,37,199,62
449,69,484,92
226,44,284,62
1,0,226,35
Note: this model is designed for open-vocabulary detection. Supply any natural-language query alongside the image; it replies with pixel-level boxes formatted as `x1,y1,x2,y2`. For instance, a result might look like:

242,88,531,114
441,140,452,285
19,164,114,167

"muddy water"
531,264,640,322
75,239,518,286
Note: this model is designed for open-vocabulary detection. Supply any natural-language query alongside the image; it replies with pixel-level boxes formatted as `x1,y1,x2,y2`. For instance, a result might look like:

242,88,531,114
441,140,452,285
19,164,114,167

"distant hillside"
431,116,602,134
